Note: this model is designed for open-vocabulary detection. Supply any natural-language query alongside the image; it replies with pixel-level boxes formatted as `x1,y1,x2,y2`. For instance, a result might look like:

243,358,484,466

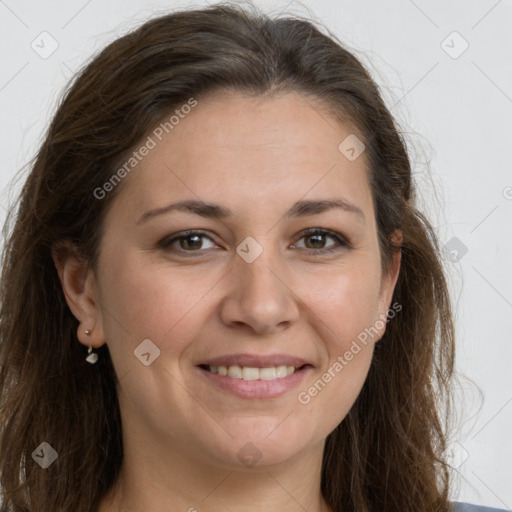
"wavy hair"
0,3,455,511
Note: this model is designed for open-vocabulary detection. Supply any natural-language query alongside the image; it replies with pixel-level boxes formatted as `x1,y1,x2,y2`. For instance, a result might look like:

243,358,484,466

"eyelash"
158,228,350,256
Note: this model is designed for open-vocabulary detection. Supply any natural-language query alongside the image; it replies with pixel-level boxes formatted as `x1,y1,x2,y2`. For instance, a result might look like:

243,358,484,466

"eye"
159,230,217,253
292,228,349,254
159,228,350,256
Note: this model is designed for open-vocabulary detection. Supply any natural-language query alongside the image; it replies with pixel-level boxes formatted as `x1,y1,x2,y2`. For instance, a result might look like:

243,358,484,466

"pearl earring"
84,329,98,364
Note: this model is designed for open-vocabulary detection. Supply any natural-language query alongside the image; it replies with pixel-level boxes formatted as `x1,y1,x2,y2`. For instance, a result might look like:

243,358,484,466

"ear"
376,229,402,331
52,241,105,349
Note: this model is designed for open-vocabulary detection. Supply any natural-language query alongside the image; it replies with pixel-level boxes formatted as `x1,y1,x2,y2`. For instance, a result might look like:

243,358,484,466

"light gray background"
1,0,511,508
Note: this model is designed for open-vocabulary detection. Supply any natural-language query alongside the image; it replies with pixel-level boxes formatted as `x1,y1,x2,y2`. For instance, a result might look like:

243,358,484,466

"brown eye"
159,228,350,257
159,231,217,253
178,234,203,250
304,232,328,249
294,229,349,254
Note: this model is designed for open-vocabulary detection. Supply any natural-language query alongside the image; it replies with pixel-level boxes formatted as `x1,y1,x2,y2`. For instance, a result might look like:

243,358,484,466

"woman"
0,3,506,512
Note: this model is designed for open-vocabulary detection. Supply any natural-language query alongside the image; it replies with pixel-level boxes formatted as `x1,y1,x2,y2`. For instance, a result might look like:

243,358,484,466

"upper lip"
198,353,311,368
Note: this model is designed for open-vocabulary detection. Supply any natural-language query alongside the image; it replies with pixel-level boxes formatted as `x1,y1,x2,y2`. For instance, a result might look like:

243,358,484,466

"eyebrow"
137,198,365,225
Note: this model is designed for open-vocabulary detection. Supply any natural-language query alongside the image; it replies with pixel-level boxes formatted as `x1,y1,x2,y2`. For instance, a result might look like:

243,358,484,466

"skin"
55,90,401,512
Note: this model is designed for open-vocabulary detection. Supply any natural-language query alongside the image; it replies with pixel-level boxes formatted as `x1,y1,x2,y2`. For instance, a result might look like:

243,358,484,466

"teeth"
242,367,259,380
207,364,298,381
276,365,288,378
228,365,243,379
260,367,276,380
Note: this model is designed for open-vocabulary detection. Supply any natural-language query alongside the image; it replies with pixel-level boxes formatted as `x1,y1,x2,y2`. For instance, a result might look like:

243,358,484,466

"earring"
84,329,98,364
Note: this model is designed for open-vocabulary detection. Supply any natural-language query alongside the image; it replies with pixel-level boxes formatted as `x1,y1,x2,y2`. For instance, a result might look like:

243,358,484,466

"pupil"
182,235,202,250
307,234,324,248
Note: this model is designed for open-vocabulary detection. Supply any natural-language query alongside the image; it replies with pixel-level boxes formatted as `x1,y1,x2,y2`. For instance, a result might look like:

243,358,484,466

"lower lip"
196,365,312,399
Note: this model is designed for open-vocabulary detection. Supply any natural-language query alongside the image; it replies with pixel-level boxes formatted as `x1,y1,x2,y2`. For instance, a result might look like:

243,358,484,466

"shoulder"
452,502,510,512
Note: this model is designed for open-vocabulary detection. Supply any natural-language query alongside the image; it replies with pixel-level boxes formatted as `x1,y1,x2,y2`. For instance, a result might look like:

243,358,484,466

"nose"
219,243,301,334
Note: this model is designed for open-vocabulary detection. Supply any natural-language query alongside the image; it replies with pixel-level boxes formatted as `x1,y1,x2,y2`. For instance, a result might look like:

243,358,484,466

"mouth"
198,363,311,381
195,353,314,399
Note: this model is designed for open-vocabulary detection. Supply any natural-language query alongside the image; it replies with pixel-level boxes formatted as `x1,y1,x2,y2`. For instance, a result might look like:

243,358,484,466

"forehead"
106,90,374,225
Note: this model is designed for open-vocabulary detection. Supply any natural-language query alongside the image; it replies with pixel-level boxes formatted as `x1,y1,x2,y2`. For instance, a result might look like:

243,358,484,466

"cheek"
294,261,381,422
97,250,222,360
300,258,382,346
299,342,374,440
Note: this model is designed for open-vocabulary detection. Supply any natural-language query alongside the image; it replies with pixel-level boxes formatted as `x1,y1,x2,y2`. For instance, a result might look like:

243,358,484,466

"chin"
223,432,313,470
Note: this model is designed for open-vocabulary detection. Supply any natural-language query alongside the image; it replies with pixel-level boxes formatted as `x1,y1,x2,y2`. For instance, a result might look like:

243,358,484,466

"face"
71,91,400,471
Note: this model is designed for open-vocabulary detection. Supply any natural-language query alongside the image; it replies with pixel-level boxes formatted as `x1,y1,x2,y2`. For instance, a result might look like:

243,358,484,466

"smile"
201,364,303,381
196,364,313,399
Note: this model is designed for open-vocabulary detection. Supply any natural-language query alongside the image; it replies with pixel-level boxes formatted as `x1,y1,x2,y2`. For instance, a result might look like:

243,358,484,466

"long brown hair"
0,3,455,511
